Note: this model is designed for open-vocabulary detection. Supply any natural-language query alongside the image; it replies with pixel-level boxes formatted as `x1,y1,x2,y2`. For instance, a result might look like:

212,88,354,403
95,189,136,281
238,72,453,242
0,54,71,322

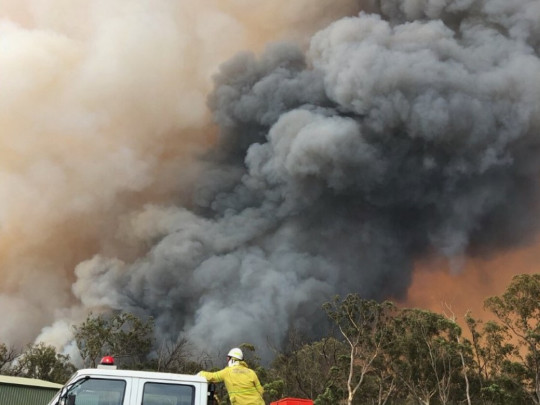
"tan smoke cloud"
0,0,363,348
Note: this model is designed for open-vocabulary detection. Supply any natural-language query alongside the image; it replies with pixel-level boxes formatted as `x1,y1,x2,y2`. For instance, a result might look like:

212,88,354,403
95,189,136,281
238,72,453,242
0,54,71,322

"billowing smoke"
0,0,365,353
3,0,540,361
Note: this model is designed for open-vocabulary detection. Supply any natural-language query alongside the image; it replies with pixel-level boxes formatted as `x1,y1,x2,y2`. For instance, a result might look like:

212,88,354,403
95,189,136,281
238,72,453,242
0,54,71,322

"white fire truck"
47,356,218,405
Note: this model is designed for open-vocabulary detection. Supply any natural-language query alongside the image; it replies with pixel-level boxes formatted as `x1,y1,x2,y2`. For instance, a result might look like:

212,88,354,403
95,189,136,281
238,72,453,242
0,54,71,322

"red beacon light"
97,356,117,369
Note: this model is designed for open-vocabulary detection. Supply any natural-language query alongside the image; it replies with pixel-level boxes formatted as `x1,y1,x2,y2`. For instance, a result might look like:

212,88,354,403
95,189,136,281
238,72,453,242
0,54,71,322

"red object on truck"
270,399,313,405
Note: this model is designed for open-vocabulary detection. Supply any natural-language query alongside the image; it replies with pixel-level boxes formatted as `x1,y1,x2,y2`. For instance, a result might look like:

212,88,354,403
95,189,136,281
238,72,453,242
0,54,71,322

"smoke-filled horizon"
2,0,540,362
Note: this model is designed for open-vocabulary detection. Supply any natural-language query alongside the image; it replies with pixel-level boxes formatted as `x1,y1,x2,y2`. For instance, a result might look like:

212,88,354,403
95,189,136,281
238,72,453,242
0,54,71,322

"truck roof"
71,368,207,384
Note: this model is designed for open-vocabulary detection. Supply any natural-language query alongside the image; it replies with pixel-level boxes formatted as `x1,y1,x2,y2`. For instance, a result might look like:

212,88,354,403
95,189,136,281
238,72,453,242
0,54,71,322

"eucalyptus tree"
485,273,540,404
323,294,397,405
268,336,347,403
0,342,18,375
391,309,465,405
73,311,154,368
465,313,524,404
15,342,76,383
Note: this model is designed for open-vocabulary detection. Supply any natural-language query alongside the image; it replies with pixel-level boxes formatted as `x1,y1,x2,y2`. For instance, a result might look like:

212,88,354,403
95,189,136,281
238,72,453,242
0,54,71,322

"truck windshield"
64,378,126,405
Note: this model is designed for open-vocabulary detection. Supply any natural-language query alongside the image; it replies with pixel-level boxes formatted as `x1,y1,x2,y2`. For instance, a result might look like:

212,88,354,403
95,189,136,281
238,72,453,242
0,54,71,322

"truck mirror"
208,383,217,404
67,394,76,405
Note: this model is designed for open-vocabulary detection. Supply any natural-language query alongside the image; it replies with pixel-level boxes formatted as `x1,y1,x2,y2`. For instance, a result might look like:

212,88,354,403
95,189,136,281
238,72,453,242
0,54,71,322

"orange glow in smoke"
402,242,540,322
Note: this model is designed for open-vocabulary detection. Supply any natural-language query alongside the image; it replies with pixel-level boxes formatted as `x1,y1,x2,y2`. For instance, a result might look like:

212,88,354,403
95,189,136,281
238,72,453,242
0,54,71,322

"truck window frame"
64,377,126,405
142,381,195,405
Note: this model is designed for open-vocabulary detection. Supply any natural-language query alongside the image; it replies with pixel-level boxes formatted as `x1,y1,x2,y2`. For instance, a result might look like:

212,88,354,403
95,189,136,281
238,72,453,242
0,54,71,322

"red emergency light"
100,356,115,365
97,356,117,369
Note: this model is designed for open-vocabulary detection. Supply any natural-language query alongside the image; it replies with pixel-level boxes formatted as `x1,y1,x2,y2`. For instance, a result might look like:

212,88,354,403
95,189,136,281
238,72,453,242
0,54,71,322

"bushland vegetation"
1,273,539,405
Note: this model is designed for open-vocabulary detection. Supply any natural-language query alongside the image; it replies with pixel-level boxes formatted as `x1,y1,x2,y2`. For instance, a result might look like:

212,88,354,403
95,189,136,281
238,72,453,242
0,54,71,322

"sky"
1,0,540,362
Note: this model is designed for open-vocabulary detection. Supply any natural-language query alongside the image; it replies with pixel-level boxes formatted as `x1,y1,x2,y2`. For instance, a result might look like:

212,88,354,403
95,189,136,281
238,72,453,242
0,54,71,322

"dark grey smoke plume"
73,0,540,357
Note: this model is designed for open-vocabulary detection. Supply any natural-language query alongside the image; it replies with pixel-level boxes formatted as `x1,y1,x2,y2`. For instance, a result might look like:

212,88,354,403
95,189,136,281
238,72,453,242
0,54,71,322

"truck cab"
47,357,216,405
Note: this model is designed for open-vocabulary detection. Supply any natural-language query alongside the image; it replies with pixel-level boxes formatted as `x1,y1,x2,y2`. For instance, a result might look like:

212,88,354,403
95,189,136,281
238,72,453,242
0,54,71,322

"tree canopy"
1,273,540,403
73,311,154,368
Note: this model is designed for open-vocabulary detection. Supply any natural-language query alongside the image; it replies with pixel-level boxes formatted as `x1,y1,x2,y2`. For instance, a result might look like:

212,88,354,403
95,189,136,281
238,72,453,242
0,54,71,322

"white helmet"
227,347,244,360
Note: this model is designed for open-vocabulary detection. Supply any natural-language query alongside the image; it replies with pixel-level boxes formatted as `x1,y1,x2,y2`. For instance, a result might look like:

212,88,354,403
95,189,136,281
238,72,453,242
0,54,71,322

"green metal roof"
0,375,63,389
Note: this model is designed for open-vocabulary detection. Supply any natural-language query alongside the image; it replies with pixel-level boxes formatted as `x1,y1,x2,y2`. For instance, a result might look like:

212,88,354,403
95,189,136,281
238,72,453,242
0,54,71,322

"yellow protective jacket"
199,361,265,405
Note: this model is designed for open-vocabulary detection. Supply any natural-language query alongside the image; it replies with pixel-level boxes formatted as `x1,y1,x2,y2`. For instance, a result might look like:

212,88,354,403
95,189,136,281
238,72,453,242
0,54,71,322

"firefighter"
197,347,265,405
